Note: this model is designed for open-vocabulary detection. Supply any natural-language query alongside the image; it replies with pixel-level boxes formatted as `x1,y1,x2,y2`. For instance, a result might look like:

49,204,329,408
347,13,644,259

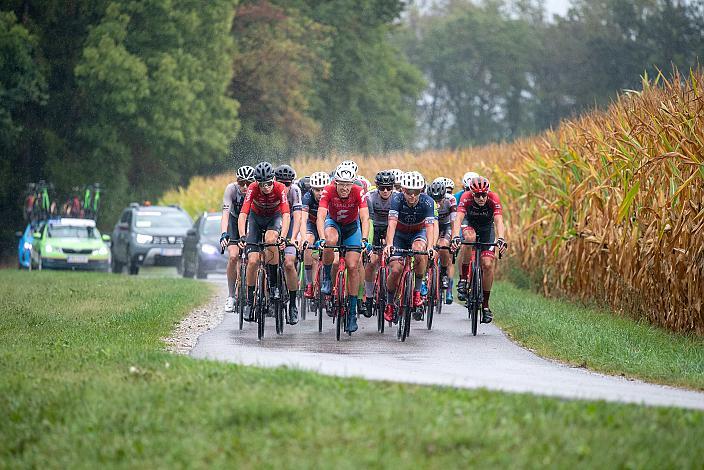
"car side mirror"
102,234,111,242
186,229,197,237
15,231,23,237
117,222,129,231
33,232,42,239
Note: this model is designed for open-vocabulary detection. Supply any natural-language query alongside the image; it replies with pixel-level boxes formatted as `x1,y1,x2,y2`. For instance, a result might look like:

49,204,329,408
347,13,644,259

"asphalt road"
188,278,704,410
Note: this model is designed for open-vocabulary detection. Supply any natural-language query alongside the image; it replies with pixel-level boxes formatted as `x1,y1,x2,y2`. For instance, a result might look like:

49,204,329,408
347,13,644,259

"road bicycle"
367,245,387,333
82,183,102,221
459,241,500,336
390,248,430,342
323,245,357,341
425,248,440,330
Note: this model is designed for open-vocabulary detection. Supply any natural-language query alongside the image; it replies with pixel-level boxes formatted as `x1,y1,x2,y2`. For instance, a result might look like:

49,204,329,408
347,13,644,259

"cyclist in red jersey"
237,162,290,320
316,165,370,333
451,176,507,323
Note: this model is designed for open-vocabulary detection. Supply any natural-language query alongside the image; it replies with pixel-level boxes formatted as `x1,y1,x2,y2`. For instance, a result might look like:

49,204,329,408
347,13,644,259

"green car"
31,218,111,271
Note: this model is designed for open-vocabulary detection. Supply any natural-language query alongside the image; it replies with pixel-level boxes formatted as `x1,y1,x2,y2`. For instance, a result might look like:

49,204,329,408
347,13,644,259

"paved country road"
187,277,704,410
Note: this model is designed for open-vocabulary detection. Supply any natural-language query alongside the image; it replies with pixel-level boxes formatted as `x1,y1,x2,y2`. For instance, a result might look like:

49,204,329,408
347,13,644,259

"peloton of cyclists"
220,158,508,335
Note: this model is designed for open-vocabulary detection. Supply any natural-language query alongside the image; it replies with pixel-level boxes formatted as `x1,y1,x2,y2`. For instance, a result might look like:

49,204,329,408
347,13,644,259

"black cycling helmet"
274,164,296,182
375,170,395,186
254,161,275,182
298,176,311,194
427,180,446,199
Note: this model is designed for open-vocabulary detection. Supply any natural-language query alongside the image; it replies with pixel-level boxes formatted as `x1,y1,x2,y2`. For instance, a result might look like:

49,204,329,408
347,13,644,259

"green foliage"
1,271,704,467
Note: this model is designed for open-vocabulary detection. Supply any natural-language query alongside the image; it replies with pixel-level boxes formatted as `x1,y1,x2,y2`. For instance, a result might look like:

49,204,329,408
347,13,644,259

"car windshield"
203,217,221,236
48,225,98,239
135,210,192,229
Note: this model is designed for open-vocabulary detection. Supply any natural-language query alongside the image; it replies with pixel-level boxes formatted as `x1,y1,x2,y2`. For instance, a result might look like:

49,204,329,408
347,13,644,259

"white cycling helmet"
236,165,255,181
310,171,331,189
335,166,356,183
462,171,480,189
401,171,425,190
338,160,358,173
389,169,403,183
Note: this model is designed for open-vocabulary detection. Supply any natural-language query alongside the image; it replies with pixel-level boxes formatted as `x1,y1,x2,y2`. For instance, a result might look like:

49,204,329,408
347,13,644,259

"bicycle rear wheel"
470,264,481,336
335,270,346,341
376,267,387,333
237,261,247,330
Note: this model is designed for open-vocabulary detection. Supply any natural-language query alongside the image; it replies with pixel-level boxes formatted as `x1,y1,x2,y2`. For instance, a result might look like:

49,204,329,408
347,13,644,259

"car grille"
152,236,184,245
62,248,93,254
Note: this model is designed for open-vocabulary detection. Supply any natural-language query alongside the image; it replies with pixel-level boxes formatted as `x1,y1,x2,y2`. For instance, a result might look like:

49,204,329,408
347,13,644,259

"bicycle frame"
460,241,499,336
323,245,356,340
389,248,429,342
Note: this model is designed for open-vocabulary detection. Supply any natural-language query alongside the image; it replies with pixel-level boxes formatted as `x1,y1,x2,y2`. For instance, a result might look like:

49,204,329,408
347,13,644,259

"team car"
29,218,111,271
180,212,228,279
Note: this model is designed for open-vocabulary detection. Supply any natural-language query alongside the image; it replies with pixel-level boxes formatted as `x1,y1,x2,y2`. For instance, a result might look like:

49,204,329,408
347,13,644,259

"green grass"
492,280,704,390
1,271,703,468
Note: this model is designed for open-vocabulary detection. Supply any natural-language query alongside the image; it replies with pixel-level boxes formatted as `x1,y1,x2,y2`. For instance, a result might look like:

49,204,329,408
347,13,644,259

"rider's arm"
494,214,505,240
281,212,290,239
238,186,253,237
359,207,370,240
452,193,468,239
385,218,397,247
221,185,233,234
316,206,328,239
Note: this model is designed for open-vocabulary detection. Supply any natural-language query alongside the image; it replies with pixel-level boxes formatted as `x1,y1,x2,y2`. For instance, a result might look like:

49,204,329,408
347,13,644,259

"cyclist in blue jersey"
383,171,436,322
429,178,457,304
301,171,331,299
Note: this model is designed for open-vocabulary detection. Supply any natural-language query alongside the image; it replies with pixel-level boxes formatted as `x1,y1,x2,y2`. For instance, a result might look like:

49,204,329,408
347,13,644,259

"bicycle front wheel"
399,271,413,342
256,269,266,340
426,267,436,330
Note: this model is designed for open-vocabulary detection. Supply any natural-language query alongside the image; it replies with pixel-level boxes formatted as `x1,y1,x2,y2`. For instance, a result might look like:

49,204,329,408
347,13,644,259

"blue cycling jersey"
454,190,465,205
388,192,436,233
301,190,319,223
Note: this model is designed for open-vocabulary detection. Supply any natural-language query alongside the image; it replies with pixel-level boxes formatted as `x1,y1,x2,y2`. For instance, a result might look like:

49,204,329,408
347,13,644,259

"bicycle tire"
317,284,323,332
335,269,346,341
470,263,481,336
257,269,266,340
376,266,387,333
238,260,247,330
426,266,436,330
400,270,413,342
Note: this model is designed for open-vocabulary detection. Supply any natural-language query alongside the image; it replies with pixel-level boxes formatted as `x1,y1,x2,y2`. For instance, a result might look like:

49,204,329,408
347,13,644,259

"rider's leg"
321,225,339,293
263,229,280,296
304,232,316,294
364,253,378,299
481,253,495,308
412,239,428,292
226,244,240,297
461,226,477,285
345,250,361,331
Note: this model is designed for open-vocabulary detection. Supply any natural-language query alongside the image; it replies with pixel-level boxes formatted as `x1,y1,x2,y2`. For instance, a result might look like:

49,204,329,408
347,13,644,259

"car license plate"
161,248,181,256
67,255,89,264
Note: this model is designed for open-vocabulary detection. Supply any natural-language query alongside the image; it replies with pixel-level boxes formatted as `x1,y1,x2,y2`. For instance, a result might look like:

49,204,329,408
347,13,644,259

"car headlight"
135,234,153,244
45,244,54,253
93,246,109,256
201,244,218,255
23,242,32,250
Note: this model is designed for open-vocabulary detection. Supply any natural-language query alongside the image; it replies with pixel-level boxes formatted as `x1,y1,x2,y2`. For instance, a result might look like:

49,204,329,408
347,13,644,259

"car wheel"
128,253,139,275
195,256,207,279
111,255,124,274
36,255,42,271
181,256,194,278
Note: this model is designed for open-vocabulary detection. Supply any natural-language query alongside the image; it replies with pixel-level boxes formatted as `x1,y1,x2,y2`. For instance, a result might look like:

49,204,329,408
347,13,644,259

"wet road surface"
188,281,704,410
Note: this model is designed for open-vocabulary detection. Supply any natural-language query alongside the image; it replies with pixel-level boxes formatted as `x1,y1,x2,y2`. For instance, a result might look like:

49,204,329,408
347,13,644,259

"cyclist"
383,171,436,322
302,171,331,299
428,178,457,304
317,165,370,333
274,164,302,325
439,177,455,196
451,176,507,323
362,170,396,315
454,171,478,204
390,169,404,192
238,162,291,321
220,165,255,312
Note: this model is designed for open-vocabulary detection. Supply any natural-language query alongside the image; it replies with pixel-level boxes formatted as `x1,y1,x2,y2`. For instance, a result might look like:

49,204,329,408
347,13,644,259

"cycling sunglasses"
237,179,253,187
473,192,488,198
404,189,422,196
259,180,274,188
378,186,393,192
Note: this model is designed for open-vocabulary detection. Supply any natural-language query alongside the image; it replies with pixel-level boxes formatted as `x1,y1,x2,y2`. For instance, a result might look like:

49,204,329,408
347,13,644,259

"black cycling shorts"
245,212,283,254
372,226,387,247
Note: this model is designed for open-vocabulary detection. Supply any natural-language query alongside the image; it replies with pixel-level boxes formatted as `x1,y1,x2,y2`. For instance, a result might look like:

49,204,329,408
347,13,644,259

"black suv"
111,203,193,275
180,212,228,279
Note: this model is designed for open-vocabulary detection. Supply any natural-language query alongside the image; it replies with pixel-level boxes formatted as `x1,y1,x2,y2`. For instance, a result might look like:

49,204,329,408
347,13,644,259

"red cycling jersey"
319,183,367,225
241,181,290,217
457,191,502,227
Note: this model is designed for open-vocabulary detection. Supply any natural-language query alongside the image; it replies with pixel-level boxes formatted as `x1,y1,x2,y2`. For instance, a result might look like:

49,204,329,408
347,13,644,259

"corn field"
162,70,704,333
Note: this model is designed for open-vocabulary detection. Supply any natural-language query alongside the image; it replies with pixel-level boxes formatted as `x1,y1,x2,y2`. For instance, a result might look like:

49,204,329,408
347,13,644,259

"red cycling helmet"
469,176,490,193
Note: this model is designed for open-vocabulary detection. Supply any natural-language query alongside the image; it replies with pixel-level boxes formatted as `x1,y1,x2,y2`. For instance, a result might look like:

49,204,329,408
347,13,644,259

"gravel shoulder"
162,283,228,355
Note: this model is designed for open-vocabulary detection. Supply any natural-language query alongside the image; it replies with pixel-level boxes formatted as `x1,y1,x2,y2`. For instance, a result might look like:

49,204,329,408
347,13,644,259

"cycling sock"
323,264,332,282
414,275,423,292
305,265,313,284
289,290,297,305
364,281,374,298
247,286,255,303
461,264,470,279
349,295,358,314
448,277,453,289
483,290,491,308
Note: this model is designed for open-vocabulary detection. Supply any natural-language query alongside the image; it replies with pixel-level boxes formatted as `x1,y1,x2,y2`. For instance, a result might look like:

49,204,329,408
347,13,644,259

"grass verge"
1,271,703,467
492,280,704,390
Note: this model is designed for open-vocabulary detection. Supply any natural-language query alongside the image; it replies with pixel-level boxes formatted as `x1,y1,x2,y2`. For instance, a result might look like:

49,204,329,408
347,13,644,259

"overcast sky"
544,0,570,17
